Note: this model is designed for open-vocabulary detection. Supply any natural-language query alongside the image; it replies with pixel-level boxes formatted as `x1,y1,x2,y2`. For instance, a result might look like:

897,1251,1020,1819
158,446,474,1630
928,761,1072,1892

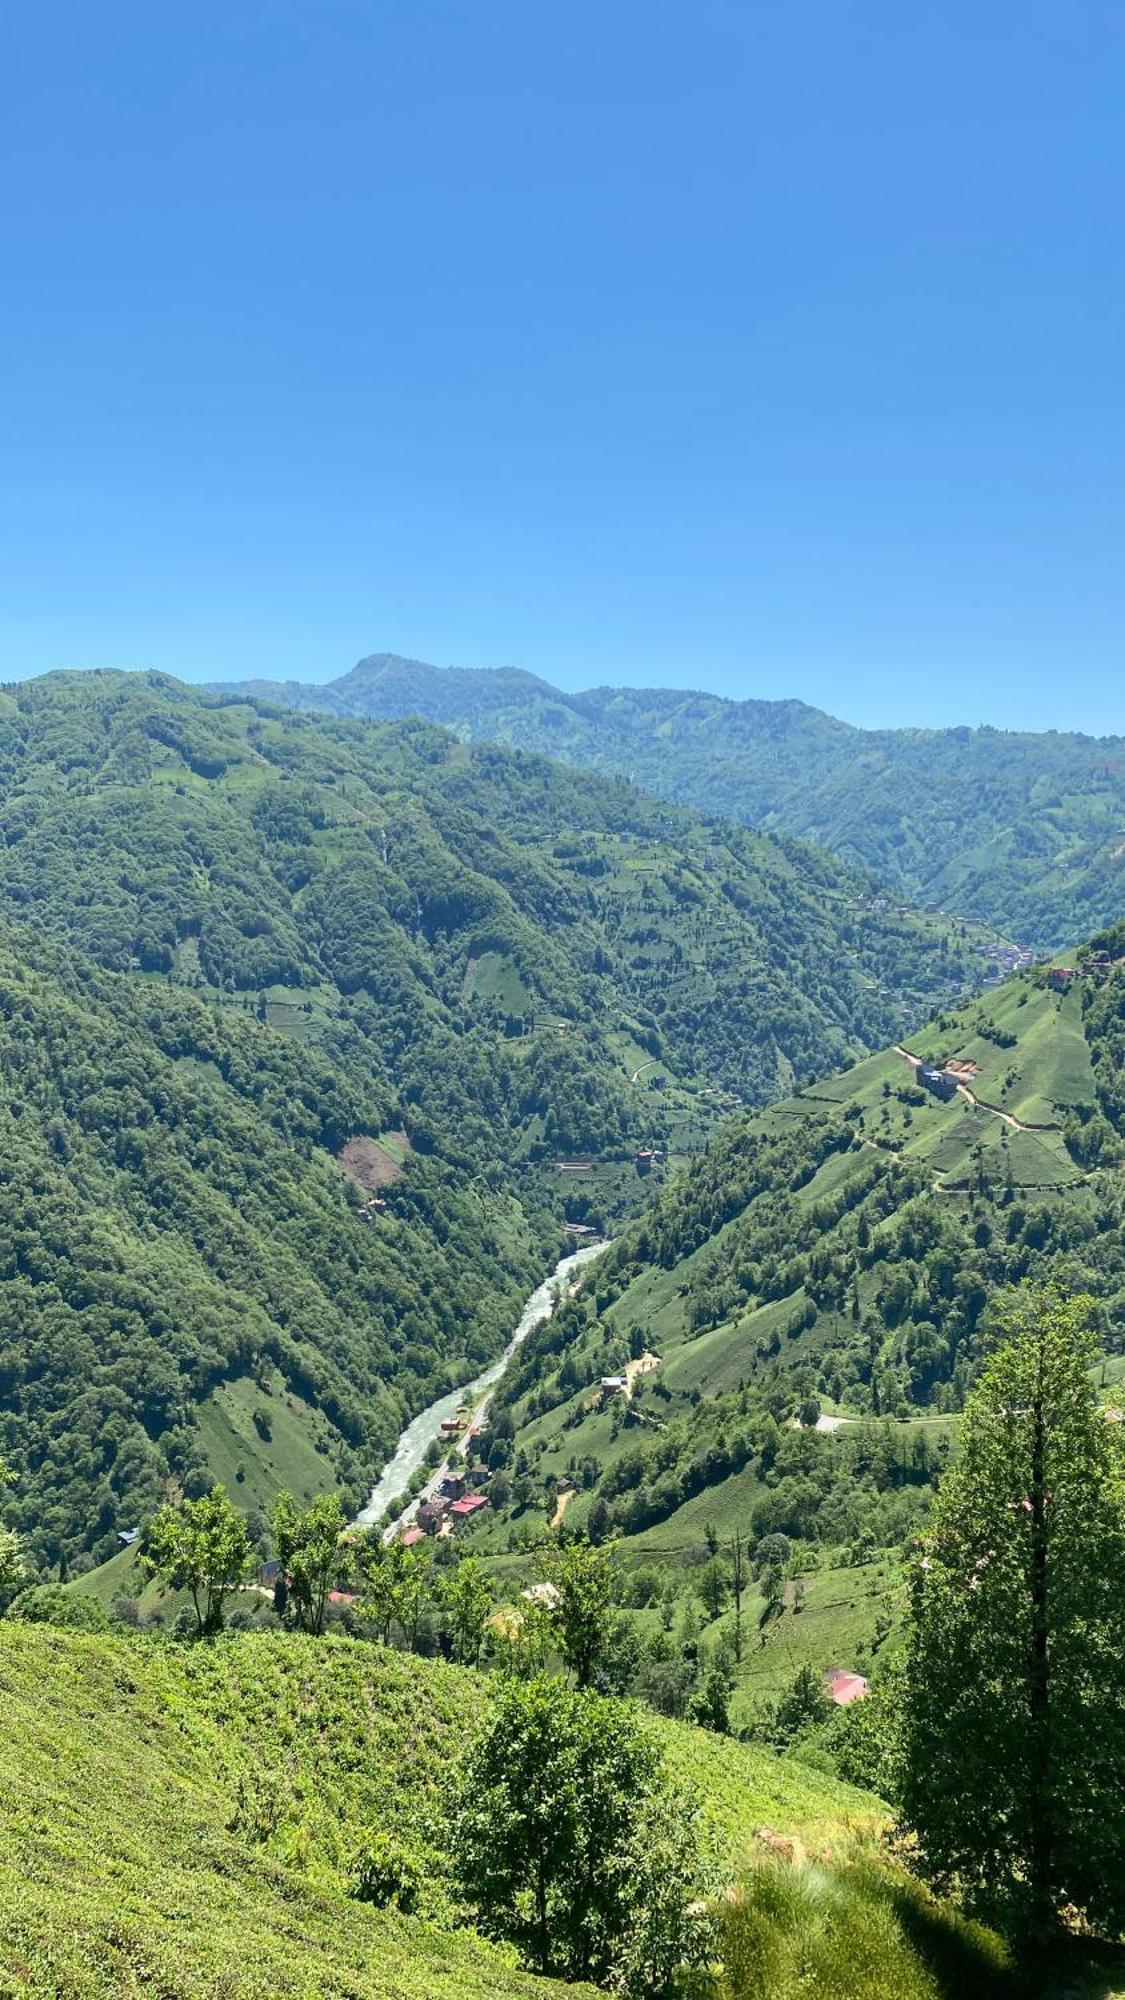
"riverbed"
354,1239,608,1530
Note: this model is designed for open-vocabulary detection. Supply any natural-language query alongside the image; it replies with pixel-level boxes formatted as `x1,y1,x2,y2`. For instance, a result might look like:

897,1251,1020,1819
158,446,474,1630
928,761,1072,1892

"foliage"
0,1622,884,1995
0,1526,26,1612
272,1490,345,1635
0,1624,592,1999
145,1486,254,1635
536,1536,618,1689
898,1288,1125,1940
440,1556,493,1666
7,1581,109,1631
224,649,1125,950
452,1674,707,1992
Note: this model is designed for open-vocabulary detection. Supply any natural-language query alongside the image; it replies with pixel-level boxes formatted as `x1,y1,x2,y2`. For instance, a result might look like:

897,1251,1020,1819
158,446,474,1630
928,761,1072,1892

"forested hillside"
450,943,1125,1726
0,671,986,1564
219,652,1125,949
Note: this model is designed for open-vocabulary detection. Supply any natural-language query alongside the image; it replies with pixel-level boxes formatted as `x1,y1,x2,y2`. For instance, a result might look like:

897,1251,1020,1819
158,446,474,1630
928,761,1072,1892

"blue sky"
1,2,1123,732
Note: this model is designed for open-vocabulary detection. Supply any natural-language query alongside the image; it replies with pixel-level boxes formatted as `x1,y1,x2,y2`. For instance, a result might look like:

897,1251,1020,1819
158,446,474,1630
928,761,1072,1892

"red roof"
449,1495,489,1516
826,1669,870,1707
401,1527,427,1547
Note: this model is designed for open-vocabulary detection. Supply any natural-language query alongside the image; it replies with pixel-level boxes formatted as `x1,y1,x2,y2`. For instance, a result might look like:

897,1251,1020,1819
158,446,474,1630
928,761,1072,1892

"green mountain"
454,938,1125,1719
214,652,1125,949
0,671,987,1565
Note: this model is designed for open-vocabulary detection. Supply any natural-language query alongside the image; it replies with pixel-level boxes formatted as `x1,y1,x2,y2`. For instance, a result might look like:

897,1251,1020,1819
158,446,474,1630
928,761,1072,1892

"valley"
0,669,997,1569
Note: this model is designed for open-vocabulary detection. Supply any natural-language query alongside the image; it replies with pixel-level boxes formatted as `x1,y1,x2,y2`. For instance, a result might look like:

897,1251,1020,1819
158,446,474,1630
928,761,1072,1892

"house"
468,1462,490,1488
439,1416,466,1438
563,1221,598,1236
1048,966,1077,990
556,1474,576,1495
600,1375,629,1396
400,1526,427,1549
449,1495,489,1523
417,1500,442,1533
521,1580,561,1609
915,1062,958,1102
826,1668,870,1707
117,1527,141,1548
440,1474,466,1502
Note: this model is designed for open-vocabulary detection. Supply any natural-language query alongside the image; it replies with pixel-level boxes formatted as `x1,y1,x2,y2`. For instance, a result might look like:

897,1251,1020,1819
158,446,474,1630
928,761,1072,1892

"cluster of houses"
1049,954,1124,992
398,1418,495,1541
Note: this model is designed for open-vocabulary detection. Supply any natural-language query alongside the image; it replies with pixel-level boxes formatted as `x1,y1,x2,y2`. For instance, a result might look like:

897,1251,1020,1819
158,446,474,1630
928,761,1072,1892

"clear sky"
2,2,1123,732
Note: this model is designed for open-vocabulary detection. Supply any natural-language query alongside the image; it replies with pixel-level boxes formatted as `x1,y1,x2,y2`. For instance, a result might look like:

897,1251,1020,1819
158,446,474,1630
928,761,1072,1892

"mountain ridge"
209,652,1125,948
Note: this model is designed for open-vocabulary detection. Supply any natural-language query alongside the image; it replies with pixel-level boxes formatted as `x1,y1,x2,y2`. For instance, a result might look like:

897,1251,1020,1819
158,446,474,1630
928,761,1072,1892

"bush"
348,1831,424,1914
7,1584,109,1632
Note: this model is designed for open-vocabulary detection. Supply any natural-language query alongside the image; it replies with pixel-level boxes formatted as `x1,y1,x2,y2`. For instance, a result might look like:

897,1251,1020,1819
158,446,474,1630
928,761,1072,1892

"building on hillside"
600,1375,629,1396
915,1062,958,1102
117,1527,141,1548
400,1526,427,1549
449,1494,489,1526
417,1500,442,1533
440,1474,466,1502
439,1416,466,1438
1048,966,1077,990
826,1668,870,1707
521,1581,561,1609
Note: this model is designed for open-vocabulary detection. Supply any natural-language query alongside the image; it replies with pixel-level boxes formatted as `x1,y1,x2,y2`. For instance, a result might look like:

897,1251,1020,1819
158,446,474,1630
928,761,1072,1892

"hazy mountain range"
213,652,1125,949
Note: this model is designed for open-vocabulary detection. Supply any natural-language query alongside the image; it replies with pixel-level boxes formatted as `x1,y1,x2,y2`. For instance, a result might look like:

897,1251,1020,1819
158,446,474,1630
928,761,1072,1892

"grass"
0,1625,594,1999
194,1371,337,1515
0,1625,887,1997
709,1855,1016,2000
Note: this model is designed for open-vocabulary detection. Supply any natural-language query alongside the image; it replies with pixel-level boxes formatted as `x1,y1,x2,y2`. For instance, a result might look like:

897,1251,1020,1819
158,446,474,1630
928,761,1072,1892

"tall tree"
440,1556,492,1666
272,1491,345,1636
145,1486,253,1636
899,1288,1125,1941
535,1535,616,1689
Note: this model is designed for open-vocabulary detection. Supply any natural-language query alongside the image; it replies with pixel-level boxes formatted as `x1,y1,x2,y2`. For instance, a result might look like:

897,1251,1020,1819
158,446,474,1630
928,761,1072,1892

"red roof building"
826,1668,870,1707
400,1526,427,1548
449,1494,489,1519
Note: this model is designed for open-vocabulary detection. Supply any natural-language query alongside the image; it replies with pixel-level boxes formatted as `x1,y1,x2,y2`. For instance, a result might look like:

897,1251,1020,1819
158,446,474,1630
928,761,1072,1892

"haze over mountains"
213,653,1125,950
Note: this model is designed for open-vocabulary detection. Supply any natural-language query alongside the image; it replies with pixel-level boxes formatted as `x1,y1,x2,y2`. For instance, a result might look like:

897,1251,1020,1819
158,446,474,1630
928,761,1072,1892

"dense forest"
220,651,1125,949
0,670,988,1563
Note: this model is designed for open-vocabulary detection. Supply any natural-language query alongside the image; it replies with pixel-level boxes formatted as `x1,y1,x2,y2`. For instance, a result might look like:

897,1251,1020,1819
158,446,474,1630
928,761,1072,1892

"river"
354,1239,608,1531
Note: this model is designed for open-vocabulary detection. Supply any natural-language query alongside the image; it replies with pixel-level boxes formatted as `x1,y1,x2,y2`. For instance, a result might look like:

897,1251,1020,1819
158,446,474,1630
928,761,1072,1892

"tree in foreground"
272,1491,345,1636
898,1287,1125,1942
453,1675,706,1994
535,1534,616,1688
145,1485,253,1636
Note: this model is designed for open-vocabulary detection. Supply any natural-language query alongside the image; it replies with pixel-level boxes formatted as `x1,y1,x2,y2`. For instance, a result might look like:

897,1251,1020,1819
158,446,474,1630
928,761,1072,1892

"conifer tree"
899,1288,1125,1941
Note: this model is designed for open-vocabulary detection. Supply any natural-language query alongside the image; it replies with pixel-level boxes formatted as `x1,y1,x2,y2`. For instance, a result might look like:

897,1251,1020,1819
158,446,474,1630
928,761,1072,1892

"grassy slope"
0,1626,883,1998
460,960,1123,1717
